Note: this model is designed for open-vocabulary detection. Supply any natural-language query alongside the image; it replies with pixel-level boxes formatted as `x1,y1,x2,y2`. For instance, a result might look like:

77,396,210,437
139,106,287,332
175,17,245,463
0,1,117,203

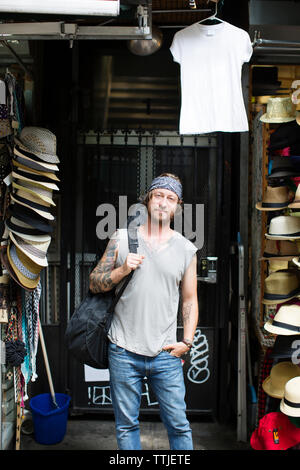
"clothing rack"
252,31,300,51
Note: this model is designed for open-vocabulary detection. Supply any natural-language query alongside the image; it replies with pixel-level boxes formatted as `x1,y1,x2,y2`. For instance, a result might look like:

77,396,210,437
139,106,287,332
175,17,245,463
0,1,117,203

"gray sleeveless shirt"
107,227,198,357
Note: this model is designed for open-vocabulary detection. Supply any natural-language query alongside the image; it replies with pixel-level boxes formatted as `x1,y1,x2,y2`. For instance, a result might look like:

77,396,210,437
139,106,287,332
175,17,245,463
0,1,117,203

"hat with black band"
10,190,54,221
6,217,51,242
281,377,300,417
264,303,300,335
8,204,53,233
13,150,58,173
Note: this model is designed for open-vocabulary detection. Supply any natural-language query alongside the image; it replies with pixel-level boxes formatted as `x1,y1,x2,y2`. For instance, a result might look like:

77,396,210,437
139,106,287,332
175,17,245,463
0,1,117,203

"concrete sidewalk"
19,416,251,451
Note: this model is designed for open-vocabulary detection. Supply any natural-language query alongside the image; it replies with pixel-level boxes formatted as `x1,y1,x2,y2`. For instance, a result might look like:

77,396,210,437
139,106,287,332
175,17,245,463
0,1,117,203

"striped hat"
0,245,35,291
14,127,60,164
9,232,49,267
7,241,42,290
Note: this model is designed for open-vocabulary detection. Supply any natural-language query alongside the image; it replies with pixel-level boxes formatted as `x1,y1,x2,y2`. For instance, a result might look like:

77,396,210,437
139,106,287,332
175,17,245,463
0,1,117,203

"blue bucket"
30,393,71,445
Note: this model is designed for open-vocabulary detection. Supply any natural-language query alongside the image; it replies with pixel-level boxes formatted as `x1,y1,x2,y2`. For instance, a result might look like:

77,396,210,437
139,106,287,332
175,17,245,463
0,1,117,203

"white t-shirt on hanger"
170,21,253,135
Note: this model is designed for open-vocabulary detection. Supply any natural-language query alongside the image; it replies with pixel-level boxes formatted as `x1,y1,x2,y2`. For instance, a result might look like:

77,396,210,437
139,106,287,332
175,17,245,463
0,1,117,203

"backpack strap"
108,226,139,312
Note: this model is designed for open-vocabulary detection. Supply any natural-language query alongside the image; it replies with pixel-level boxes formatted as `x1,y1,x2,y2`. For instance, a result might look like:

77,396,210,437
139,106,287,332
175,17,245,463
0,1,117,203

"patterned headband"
147,176,182,200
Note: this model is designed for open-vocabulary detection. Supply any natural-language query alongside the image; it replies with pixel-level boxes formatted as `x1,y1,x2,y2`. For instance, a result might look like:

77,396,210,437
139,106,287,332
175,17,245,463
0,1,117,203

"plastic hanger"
198,1,224,25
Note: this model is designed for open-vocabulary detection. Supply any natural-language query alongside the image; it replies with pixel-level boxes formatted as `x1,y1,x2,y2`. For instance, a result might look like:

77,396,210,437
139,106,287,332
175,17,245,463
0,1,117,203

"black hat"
269,120,300,152
271,334,300,359
268,156,300,179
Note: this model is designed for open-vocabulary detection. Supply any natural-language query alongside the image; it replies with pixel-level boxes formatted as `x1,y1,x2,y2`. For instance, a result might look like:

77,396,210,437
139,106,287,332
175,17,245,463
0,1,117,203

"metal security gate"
65,129,232,418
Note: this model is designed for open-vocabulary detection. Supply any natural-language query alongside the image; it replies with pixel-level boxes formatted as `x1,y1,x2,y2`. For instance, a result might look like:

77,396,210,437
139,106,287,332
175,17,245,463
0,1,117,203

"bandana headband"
147,176,182,200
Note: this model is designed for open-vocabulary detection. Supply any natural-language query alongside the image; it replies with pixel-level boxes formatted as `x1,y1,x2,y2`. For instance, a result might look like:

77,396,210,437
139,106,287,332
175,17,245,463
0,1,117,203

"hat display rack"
251,96,300,450
0,70,60,450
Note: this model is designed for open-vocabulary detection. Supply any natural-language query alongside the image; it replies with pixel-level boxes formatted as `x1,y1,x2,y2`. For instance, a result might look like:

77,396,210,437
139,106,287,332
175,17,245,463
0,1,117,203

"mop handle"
39,320,56,403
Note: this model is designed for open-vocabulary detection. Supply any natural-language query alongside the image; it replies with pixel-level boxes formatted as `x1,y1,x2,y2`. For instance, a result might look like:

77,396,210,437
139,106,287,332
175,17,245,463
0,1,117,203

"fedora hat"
12,158,60,182
261,239,300,261
250,412,300,450
260,97,296,123
264,303,300,334
263,361,300,399
12,169,59,191
268,156,299,180
7,242,42,290
0,245,35,291
271,335,300,359
6,217,51,243
11,188,54,221
9,232,49,267
262,270,300,305
8,203,53,234
266,216,300,240
281,376,300,417
268,119,300,151
256,185,290,211
289,184,300,209
14,127,59,164
12,181,55,206
13,147,59,173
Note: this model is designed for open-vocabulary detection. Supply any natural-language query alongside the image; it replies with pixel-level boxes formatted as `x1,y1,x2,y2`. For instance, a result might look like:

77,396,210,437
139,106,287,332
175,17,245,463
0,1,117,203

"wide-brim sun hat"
9,232,49,267
260,97,297,123
6,217,51,243
14,127,60,164
264,303,300,334
12,181,55,206
281,376,300,417
262,361,300,399
12,158,60,182
266,215,300,240
10,191,54,221
6,242,41,290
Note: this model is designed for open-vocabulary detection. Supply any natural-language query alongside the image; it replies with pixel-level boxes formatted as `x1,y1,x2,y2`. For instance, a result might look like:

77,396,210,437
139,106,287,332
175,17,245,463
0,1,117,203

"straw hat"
12,169,59,191
264,303,300,334
281,376,300,417
14,127,60,164
289,184,300,209
260,97,296,123
266,216,300,240
256,186,290,211
262,362,300,398
261,239,300,261
13,147,59,173
250,412,300,450
6,217,51,242
12,181,55,206
0,245,35,291
10,187,54,221
262,270,300,305
9,232,49,267
12,158,60,182
7,242,42,290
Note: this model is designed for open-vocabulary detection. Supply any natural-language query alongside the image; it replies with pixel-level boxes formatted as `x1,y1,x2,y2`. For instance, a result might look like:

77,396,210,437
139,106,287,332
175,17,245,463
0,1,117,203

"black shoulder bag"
65,227,138,369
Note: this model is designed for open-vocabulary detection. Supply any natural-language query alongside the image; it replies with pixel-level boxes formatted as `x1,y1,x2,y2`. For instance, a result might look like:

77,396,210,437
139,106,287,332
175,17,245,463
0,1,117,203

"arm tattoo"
182,302,192,325
90,237,118,292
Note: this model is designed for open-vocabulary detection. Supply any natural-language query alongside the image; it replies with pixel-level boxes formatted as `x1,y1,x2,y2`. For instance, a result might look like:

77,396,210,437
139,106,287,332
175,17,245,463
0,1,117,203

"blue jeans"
108,342,193,450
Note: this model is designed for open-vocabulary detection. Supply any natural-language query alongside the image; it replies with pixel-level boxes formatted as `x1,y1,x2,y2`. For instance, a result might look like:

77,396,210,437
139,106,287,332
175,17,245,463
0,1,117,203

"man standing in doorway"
89,173,198,450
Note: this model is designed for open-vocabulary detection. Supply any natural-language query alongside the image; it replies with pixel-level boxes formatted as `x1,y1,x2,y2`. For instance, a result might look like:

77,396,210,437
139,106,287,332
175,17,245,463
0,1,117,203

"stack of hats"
0,127,59,291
